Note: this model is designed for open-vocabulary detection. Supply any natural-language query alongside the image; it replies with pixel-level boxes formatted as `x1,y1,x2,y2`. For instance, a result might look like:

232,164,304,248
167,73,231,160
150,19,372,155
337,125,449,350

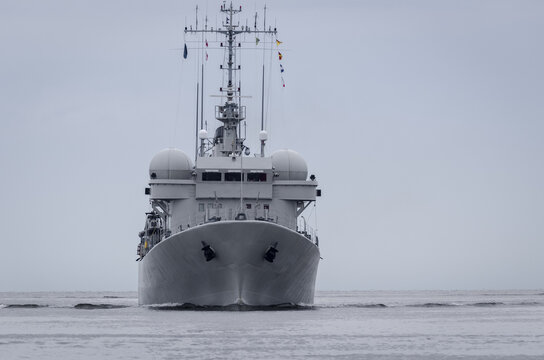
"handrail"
168,209,317,244
138,210,318,260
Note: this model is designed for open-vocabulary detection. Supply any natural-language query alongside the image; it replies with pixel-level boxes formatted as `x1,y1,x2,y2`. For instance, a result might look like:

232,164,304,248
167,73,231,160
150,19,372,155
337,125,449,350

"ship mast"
185,2,276,158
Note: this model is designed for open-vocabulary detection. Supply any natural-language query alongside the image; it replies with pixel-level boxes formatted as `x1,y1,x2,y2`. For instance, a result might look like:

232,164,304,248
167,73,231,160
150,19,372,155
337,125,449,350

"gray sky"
1,0,543,291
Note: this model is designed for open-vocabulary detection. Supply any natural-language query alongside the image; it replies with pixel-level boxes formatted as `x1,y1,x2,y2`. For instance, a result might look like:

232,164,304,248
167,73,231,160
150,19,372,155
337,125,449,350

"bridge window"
225,172,243,181
202,172,221,181
247,173,267,182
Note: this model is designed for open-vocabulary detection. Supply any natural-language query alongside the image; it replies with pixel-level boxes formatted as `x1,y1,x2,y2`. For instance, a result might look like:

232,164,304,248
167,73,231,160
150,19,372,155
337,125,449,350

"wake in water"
318,301,542,309
407,302,506,308
329,303,388,308
74,303,130,310
1,290,542,311
408,303,459,308
1,301,542,310
0,303,129,310
2,304,48,309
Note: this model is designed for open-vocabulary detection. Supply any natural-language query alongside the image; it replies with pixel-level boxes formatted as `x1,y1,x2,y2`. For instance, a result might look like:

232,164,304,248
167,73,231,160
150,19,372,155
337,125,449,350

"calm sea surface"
1,290,543,359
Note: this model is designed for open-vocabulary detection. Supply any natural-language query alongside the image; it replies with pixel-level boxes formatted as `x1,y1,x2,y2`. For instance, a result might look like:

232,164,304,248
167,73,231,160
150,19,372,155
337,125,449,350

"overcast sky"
1,0,543,292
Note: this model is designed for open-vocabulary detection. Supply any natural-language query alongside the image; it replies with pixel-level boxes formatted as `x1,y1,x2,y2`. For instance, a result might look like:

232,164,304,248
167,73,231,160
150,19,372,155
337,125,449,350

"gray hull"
138,221,320,306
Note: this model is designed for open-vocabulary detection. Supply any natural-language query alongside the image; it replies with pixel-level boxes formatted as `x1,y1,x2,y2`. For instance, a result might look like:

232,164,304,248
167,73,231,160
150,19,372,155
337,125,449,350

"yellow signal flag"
276,39,282,46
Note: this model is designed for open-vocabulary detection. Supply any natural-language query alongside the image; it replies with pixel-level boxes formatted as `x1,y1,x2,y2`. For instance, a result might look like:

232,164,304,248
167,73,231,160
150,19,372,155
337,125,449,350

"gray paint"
136,3,321,305
139,221,320,305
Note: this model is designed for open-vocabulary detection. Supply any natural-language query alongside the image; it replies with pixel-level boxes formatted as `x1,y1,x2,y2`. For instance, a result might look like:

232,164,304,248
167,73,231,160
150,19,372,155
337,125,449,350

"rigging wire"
265,35,274,141
240,41,243,101
259,9,267,139
278,42,285,147
171,29,187,148
221,35,226,104
200,17,206,156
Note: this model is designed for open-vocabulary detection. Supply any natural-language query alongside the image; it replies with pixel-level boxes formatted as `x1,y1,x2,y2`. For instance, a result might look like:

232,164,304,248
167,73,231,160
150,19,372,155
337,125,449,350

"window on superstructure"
225,172,243,181
199,203,205,212
247,173,267,182
246,204,252,209
202,172,221,181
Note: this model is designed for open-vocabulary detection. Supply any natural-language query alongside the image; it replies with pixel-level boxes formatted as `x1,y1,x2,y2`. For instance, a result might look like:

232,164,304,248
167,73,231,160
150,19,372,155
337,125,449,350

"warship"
137,2,321,306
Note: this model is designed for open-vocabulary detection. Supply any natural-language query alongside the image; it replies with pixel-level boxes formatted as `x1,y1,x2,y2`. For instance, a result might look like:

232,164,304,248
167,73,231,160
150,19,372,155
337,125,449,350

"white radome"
271,149,308,180
198,129,208,139
149,148,193,180
259,130,268,141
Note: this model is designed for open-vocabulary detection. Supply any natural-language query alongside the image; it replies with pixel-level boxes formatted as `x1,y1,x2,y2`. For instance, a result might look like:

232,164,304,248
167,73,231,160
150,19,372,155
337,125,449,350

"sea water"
1,290,543,359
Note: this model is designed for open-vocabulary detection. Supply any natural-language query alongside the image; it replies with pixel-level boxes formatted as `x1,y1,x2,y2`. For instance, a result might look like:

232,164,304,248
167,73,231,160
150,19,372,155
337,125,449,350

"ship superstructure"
137,2,321,306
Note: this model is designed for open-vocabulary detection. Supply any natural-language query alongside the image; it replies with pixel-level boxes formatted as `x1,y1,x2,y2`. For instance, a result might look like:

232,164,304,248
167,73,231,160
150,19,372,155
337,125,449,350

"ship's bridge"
195,156,273,199
147,150,318,202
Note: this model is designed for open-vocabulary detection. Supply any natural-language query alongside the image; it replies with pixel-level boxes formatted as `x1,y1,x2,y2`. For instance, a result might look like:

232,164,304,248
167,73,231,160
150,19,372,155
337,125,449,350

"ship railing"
169,209,312,241
296,218,318,245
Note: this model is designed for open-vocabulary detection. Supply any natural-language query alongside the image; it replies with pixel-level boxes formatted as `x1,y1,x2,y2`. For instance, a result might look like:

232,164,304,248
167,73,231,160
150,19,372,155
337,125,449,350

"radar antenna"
185,2,277,158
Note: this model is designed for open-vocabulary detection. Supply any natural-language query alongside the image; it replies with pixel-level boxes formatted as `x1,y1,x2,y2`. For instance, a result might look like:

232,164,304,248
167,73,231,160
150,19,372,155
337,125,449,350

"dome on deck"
149,148,193,180
271,149,308,180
